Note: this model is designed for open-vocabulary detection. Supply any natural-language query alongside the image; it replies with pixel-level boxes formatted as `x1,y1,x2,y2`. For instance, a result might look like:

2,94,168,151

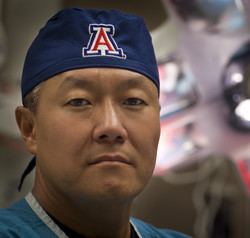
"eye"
123,98,146,106
67,98,90,107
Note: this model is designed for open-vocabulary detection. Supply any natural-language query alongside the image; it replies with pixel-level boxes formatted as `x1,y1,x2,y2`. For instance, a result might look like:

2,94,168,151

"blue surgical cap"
21,8,159,102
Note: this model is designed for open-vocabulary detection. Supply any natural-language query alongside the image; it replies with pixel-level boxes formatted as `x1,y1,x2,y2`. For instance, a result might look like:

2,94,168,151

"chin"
83,182,144,203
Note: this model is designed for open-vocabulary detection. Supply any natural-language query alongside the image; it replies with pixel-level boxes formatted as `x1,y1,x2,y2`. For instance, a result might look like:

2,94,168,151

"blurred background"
0,0,250,237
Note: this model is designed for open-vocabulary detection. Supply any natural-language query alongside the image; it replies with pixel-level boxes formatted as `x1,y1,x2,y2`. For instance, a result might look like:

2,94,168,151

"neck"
32,186,133,238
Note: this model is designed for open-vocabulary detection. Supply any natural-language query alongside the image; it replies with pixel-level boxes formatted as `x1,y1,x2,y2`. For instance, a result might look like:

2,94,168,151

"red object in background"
154,60,201,175
158,59,198,120
237,159,250,194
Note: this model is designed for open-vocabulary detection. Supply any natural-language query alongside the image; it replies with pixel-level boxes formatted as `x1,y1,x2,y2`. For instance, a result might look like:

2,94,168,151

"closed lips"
89,154,133,165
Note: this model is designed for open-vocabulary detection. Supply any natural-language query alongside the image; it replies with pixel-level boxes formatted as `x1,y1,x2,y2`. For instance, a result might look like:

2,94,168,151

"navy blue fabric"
21,8,159,102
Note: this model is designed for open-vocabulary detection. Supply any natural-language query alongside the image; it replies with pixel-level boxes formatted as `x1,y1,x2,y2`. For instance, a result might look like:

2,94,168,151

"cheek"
138,113,160,149
130,114,161,168
34,115,93,186
35,114,91,161
130,118,160,192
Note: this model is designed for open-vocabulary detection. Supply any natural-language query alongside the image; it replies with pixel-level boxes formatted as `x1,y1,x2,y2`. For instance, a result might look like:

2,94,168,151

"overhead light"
231,72,243,84
235,99,250,122
222,42,250,131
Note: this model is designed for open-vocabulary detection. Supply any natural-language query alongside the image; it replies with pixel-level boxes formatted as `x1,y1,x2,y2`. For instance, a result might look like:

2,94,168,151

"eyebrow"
58,76,95,92
57,74,153,94
115,77,153,93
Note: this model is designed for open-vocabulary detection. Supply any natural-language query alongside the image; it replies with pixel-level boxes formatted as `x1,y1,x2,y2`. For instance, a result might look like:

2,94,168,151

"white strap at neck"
25,192,142,238
25,192,69,238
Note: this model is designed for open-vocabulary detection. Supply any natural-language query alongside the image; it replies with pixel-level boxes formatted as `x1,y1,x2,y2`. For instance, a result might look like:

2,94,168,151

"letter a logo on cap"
82,24,126,59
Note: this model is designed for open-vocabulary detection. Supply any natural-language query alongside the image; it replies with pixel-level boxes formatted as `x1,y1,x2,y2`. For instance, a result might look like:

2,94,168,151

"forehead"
41,68,158,96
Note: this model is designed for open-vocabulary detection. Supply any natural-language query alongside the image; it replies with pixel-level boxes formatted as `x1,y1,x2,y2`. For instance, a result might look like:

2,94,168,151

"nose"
93,100,128,144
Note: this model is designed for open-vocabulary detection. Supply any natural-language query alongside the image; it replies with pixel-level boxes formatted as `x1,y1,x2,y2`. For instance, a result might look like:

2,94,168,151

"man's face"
30,68,160,202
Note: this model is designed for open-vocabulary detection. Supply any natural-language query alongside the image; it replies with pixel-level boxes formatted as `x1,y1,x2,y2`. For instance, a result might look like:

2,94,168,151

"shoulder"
0,199,41,237
131,217,192,238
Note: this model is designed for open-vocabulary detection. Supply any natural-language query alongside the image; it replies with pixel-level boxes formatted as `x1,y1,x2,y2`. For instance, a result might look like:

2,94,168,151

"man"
0,8,190,238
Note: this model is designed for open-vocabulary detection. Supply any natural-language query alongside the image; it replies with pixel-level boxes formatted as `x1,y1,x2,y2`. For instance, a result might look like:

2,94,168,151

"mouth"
89,154,134,166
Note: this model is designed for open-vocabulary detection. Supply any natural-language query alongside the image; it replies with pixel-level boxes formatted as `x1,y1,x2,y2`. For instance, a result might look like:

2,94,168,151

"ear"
15,106,37,155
